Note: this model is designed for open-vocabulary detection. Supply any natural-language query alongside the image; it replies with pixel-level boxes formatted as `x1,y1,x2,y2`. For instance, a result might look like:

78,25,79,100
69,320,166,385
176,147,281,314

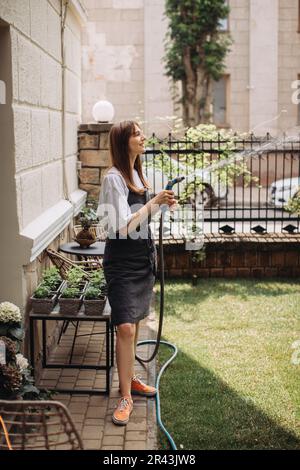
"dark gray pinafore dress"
103,188,157,326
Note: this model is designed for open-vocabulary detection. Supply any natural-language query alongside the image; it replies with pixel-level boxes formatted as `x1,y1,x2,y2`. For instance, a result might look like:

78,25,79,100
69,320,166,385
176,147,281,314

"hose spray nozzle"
165,176,185,190
161,176,185,214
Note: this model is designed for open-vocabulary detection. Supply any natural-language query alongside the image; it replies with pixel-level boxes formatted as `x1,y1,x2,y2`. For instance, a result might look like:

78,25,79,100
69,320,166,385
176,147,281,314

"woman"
98,121,175,425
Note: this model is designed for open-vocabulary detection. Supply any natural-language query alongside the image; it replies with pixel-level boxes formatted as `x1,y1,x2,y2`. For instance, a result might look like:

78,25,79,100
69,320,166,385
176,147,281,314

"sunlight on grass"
156,279,300,450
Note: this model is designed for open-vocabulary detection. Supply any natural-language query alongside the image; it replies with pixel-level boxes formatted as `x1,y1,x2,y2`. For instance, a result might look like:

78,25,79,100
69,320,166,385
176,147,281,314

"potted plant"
65,266,87,294
41,267,64,297
30,285,57,314
0,338,52,401
0,302,24,344
73,207,99,248
83,286,106,316
88,269,107,296
58,287,83,316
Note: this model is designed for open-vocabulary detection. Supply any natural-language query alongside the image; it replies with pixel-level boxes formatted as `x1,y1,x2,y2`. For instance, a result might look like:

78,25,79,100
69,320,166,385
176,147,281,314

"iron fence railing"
143,133,300,238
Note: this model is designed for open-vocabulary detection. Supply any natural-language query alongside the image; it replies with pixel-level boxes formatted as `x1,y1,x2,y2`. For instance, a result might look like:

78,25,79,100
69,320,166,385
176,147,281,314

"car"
268,176,300,208
142,153,228,208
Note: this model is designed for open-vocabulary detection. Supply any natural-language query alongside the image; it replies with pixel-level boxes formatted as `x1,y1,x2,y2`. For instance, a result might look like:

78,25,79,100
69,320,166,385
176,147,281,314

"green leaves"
8,326,24,341
0,323,24,342
164,0,232,125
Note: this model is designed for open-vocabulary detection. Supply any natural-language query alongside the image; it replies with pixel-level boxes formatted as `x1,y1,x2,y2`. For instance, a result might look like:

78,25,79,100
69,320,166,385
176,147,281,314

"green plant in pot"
74,207,99,248
83,286,106,316
66,266,86,287
88,269,107,295
0,337,52,401
0,302,24,344
30,284,57,314
41,267,64,294
58,287,83,316
65,266,87,293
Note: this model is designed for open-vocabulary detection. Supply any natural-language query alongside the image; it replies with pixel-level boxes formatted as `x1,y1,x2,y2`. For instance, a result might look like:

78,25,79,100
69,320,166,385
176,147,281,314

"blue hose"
137,339,178,450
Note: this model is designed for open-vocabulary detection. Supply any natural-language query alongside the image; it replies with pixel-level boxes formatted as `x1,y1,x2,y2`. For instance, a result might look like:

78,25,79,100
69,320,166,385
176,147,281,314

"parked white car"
268,176,300,208
142,154,228,207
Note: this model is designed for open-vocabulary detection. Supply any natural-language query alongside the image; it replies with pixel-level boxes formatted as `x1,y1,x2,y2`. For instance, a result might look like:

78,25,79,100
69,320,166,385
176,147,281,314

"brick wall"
161,234,300,279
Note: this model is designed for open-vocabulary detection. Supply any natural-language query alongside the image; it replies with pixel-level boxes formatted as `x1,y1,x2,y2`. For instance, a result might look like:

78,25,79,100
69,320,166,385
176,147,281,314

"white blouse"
97,166,145,234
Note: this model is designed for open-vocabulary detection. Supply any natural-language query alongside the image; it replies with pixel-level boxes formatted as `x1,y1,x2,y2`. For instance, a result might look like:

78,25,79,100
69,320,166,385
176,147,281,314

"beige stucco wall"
225,0,250,133
278,0,300,134
81,0,175,136
82,0,300,137
81,0,145,125
0,0,86,311
249,0,279,135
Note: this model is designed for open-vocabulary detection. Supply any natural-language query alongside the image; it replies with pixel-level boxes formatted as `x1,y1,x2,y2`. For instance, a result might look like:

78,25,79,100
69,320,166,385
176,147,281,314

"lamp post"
92,100,115,123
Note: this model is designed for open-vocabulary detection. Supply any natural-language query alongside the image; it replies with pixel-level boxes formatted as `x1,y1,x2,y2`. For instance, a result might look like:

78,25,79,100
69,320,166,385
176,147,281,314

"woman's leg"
116,323,136,397
134,321,140,357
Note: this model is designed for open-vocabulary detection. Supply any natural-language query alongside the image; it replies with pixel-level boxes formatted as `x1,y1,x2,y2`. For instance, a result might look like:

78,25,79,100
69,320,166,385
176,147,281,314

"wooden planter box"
58,294,83,316
83,295,106,316
30,293,57,314
58,281,87,316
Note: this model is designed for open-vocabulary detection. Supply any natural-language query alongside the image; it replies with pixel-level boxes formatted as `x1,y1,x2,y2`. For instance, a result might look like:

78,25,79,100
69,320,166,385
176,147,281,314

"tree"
164,0,231,127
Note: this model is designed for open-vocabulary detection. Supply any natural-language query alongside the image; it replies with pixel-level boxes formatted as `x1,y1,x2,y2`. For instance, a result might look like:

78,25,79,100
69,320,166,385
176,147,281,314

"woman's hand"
153,190,176,207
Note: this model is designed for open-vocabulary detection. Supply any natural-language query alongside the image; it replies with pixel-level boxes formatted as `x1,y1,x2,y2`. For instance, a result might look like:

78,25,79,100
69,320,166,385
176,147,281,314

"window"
218,0,229,31
212,75,230,127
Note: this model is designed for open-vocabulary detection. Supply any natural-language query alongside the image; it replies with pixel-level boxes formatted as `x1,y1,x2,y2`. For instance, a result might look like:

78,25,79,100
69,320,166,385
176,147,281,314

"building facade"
81,0,300,137
0,0,87,313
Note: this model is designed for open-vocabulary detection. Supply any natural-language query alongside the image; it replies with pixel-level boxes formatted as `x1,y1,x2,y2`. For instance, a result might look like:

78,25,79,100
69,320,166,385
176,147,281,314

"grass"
156,278,300,450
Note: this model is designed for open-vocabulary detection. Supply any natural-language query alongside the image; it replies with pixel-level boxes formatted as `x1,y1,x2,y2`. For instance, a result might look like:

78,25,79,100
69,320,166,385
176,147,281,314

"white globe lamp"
92,100,115,123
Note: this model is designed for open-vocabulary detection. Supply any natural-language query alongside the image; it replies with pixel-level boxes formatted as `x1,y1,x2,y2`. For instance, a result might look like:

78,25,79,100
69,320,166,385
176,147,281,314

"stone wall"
78,122,112,201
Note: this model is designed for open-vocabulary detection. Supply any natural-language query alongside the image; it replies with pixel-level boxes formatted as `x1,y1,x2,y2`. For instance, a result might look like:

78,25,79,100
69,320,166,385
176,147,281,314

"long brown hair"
108,121,150,194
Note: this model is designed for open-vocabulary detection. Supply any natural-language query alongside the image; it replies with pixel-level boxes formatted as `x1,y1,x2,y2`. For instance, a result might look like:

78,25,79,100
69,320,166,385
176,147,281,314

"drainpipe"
61,0,69,201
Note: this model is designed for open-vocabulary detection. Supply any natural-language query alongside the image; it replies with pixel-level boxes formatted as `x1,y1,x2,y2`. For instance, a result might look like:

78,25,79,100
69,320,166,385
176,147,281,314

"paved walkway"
39,304,158,450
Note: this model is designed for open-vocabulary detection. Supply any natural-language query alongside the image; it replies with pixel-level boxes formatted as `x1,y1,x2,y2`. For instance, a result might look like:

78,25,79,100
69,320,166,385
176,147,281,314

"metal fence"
143,133,300,238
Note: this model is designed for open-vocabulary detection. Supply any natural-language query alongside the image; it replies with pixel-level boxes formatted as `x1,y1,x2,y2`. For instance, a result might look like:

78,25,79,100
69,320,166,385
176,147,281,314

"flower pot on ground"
30,285,57,314
0,302,24,343
58,287,83,316
83,286,106,316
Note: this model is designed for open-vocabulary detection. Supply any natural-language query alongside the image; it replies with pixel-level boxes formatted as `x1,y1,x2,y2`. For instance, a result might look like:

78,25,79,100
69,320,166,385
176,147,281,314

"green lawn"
156,279,300,450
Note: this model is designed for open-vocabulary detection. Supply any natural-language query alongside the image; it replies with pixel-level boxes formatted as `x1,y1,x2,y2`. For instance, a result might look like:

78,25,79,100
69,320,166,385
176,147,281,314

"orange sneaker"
112,396,133,425
131,375,157,397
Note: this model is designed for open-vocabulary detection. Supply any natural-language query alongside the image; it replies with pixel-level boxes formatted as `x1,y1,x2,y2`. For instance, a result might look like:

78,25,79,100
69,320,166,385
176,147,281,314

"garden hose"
135,177,185,450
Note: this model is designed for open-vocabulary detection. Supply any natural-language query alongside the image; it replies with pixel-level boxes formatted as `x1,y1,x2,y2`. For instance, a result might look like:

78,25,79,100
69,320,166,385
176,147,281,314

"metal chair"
0,400,83,450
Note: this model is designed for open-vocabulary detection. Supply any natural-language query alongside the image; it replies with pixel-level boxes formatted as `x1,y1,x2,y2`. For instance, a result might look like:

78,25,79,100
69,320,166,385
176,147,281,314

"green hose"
137,339,178,450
